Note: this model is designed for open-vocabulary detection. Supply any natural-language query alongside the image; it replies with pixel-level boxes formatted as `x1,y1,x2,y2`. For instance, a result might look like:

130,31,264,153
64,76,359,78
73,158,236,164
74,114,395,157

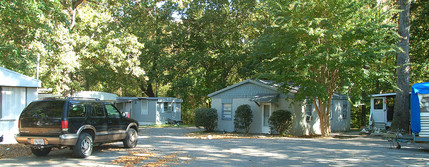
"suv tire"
73,132,93,158
123,128,137,148
31,147,51,156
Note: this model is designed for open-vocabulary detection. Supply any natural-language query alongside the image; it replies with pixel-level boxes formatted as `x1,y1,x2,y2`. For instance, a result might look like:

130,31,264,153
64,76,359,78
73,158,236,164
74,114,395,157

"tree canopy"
1,0,426,129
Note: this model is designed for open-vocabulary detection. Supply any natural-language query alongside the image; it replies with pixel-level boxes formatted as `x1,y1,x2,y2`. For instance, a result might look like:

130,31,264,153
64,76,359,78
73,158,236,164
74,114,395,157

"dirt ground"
0,144,32,159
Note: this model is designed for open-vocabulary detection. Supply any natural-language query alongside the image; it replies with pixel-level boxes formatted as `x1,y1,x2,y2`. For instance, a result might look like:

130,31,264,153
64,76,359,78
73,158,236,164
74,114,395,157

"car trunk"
19,101,65,137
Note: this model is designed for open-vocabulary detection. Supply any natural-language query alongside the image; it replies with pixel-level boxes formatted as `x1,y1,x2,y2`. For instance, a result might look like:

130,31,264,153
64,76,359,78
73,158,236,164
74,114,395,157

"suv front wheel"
123,128,138,148
73,132,93,158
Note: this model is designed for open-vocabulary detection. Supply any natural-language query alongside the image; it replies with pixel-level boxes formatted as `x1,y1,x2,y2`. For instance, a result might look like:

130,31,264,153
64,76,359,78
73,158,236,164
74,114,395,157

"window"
306,104,313,122
222,103,232,120
68,103,86,117
106,104,121,118
21,101,65,118
374,99,384,109
91,103,105,117
164,102,173,113
342,101,348,119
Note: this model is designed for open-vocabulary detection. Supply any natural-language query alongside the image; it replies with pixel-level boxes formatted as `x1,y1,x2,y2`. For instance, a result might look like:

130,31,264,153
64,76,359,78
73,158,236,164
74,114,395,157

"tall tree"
391,0,411,132
254,0,399,136
410,0,429,83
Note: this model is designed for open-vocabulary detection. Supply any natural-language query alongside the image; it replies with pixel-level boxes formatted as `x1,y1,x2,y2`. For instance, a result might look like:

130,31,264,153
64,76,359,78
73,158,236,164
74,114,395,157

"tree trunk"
314,99,331,137
391,0,411,132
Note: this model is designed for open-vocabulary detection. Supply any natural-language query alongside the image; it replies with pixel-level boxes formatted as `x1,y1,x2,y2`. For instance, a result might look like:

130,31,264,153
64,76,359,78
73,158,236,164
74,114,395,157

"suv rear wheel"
31,147,51,156
73,132,93,158
123,128,137,148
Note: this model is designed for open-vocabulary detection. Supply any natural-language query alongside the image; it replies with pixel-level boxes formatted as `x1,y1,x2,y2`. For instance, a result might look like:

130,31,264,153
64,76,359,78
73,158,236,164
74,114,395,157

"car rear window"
21,101,65,118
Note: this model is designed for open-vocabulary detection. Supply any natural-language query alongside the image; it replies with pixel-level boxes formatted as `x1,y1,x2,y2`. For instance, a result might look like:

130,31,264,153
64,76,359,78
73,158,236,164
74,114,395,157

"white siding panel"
26,88,38,105
420,112,429,137
2,87,26,119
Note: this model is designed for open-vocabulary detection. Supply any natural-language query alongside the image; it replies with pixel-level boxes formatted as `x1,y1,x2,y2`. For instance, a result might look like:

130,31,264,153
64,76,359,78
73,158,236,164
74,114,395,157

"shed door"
371,97,386,123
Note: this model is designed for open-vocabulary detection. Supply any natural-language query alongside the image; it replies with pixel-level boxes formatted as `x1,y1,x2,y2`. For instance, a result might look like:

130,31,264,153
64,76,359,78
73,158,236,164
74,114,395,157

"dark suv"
15,97,139,158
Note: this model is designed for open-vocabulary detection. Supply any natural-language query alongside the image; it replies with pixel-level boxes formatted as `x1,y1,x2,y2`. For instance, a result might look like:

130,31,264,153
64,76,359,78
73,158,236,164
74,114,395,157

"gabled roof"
0,67,41,88
116,97,183,103
208,79,348,100
208,79,282,97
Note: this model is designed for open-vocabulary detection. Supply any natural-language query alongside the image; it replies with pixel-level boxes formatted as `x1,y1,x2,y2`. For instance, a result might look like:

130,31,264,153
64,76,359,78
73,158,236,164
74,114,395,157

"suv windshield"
21,101,65,118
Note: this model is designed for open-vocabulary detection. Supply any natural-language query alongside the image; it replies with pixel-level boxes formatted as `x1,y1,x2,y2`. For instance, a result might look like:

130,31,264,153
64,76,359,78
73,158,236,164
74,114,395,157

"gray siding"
211,83,278,99
143,100,158,124
210,81,351,135
158,102,181,124
120,98,182,125
330,100,351,132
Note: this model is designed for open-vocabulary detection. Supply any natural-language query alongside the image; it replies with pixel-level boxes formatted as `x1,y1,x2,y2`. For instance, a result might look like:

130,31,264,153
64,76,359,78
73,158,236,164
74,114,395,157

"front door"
371,97,387,124
262,104,272,133
106,104,126,140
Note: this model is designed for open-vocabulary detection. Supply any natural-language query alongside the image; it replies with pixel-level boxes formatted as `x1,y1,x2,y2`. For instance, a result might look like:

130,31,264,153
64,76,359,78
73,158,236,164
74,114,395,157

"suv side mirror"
122,112,130,118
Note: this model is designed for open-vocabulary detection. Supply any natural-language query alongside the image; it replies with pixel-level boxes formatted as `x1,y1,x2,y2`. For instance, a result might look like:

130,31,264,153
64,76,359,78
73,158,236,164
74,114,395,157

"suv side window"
106,104,121,118
69,103,86,117
92,103,106,117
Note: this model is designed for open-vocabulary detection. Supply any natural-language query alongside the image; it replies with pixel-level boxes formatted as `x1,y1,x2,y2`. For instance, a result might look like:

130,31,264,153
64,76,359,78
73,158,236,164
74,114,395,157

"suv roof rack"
67,97,100,101
38,96,66,100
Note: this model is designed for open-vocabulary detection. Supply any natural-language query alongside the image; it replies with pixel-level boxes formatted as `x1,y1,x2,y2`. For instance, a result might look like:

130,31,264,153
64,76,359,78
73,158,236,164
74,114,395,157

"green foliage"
194,108,218,132
268,110,293,136
234,105,253,134
410,0,429,83
254,0,400,136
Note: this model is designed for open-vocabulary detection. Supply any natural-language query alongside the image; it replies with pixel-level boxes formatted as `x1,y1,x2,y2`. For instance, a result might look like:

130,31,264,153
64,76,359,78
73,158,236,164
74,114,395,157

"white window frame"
342,101,348,119
222,103,232,120
164,102,173,113
306,103,313,122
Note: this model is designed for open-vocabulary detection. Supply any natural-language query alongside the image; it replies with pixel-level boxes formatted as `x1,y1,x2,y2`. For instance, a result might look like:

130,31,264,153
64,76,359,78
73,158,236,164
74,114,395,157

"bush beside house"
269,110,293,136
195,108,218,132
234,104,253,134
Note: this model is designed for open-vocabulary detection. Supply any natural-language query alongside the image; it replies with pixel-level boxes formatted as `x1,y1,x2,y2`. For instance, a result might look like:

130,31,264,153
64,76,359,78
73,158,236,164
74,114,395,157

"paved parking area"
1,127,429,166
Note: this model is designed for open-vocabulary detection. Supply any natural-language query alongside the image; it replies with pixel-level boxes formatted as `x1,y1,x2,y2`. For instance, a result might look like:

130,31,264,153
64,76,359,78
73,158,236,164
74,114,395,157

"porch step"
373,122,386,130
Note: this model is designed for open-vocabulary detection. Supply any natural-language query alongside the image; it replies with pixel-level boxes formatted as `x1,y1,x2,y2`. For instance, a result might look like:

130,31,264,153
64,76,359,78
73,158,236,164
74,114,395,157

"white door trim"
262,103,272,133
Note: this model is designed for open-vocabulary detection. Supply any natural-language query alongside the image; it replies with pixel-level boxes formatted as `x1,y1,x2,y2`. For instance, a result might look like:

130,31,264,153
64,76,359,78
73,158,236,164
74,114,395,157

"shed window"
164,102,173,113
374,99,383,109
342,101,348,119
222,103,232,120
306,104,313,122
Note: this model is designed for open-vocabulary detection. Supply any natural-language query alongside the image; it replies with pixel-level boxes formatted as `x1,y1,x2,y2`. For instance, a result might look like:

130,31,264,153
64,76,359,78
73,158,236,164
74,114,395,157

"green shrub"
268,110,293,136
194,108,218,132
234,104,253,134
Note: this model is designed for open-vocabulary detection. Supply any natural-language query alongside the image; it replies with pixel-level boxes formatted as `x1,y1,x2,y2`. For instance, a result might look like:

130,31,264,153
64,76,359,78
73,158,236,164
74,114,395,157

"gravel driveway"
1,127,429,166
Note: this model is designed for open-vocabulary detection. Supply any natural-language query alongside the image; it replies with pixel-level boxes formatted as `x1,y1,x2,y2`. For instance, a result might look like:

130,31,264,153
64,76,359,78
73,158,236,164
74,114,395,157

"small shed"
208,79,350,136
116,97,183,125
368,93,397,130
0,67,41,142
